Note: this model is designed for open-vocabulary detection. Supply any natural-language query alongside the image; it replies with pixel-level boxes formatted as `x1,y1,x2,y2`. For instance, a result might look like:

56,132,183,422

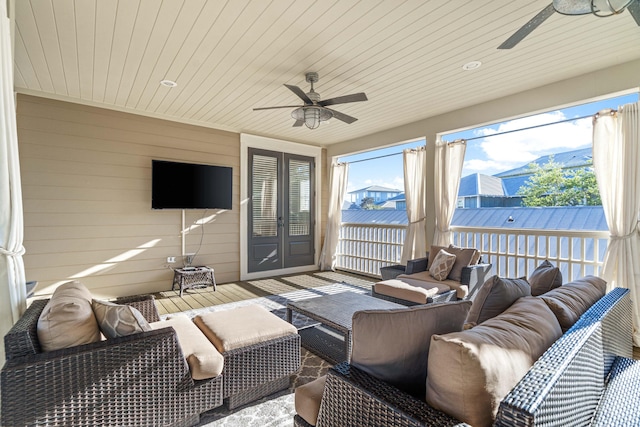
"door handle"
278,217,285,227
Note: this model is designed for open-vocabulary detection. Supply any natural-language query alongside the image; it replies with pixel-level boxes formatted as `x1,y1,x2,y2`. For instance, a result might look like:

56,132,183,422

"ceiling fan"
253,72,368,129
498,0,640,49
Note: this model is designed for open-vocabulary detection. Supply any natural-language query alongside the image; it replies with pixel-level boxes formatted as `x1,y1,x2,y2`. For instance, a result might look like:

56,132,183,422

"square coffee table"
286,292,403,364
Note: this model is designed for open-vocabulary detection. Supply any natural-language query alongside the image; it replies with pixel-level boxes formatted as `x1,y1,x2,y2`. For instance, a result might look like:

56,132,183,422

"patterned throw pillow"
92,299,152,339
429,250,457,281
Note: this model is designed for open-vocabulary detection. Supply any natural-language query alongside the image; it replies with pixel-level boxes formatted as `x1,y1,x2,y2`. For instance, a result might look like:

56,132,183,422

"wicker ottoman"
194,305,301,409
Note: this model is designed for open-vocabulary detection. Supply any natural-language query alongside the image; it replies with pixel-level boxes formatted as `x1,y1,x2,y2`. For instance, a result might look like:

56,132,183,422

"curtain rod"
342,112,599,164
341,146,426,165
447,113,595,144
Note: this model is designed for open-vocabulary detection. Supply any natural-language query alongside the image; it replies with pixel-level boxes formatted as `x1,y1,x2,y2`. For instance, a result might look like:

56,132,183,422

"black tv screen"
152,160,232,210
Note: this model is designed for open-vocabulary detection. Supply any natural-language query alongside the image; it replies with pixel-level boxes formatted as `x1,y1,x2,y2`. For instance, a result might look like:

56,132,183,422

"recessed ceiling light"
160,79,178,88
462,61,482,71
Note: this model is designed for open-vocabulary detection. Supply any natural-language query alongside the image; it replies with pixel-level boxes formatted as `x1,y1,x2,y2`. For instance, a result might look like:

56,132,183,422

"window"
444,92,639,214
339,139,424,211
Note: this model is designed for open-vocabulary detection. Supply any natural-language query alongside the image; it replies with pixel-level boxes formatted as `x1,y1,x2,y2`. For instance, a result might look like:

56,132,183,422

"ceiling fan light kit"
254,72,368,130
554,0,633,15
291,106,332,129
498,0,639,49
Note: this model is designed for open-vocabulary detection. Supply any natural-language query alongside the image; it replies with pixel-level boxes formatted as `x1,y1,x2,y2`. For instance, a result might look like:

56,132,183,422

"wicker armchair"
1,295,223,427
372,254,493,306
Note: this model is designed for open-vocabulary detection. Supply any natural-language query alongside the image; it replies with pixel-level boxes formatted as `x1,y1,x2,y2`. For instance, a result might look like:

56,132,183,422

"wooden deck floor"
152,270,376,316
154,270,640,359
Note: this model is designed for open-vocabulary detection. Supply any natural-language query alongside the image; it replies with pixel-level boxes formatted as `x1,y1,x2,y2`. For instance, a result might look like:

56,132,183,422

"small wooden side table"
172,266,216,297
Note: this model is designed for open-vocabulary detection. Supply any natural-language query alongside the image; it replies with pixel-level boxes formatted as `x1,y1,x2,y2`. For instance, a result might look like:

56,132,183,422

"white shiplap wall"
17,94,240,299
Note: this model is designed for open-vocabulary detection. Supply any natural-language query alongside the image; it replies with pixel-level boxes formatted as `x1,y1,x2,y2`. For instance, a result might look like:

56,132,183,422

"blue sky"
339,92,638,193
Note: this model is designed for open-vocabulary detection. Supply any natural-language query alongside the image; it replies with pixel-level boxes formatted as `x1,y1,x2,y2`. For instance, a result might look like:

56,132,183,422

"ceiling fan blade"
284,84,313,104
498,3,556,49
628,0,640,25
293,119,304,127
319,92,368,107
326,108,358,124
253,105,301,111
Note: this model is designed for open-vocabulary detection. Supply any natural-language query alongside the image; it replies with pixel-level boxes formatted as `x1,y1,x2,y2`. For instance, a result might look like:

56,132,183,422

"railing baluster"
335,223,608,280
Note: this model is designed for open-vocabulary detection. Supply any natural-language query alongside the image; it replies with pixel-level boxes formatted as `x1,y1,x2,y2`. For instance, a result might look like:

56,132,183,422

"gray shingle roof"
495,147,592,178
458,174,506,197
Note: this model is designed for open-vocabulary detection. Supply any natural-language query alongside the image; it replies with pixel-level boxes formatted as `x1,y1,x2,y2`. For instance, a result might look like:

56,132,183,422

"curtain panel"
0,2,27,361
593,102,640,345
319,162,349,271
433,138,466,246
401,147,427,264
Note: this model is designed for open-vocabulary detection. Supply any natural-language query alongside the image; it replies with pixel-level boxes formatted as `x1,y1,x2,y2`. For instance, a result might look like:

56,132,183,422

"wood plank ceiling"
12,0,640,146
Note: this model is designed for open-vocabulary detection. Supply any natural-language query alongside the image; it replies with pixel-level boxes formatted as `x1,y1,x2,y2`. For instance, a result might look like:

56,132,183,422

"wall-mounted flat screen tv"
152,160,233,210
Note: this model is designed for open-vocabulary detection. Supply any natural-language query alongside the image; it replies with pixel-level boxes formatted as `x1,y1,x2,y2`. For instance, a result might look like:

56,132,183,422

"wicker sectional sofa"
296,279,635,427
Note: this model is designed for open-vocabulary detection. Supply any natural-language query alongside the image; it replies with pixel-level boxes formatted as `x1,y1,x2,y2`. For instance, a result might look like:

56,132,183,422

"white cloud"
463,159,510,175
465,112,592,175
347,176,404,193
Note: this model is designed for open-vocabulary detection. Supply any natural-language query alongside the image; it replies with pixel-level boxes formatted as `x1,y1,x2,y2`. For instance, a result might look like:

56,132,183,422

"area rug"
196,348,331,426
164,279,369,426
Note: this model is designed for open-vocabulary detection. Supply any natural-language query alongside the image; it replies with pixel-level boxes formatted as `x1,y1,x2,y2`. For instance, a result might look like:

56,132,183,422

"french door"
248,148,315,273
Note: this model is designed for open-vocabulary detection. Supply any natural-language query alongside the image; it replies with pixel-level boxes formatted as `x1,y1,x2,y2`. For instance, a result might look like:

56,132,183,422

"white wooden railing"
451,226,610,282
335,222,610,280
335,223,406,278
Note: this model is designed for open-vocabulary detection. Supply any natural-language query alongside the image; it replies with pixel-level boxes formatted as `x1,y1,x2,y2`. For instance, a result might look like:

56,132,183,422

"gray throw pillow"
465,275,531,326
92,299,152,339
528,260,563,296
350,300,472,397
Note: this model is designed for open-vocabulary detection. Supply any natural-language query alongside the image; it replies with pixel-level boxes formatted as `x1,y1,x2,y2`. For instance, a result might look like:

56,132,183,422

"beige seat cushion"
465,275,531,327
540,275,607,331
351,301,472,396
426,297,562,427
294,375,327,426
194,304,297,352
37,281,101,352
398,271,469,298
150,314,224,380
444,246,479,281
427,245,448,267
92,299,152,339
374,278,451,304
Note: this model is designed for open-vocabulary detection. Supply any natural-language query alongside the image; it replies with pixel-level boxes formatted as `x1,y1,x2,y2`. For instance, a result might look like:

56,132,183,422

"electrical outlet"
167,256,176,263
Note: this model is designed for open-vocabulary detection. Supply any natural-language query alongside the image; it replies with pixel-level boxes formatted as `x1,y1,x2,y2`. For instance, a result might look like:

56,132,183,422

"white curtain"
401,147,427,264
592,102,640,345
319,162,349,270
0,1,27,360
433,137,466,246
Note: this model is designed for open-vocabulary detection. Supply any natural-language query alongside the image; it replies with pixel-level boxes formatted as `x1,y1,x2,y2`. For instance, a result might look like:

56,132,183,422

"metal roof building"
342,206,607,231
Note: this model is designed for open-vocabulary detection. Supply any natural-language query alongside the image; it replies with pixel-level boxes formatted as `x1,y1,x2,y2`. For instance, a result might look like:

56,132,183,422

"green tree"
360,196,376,210
518,157,601,207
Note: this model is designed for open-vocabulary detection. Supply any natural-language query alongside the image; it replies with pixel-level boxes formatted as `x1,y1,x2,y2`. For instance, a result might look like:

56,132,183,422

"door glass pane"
289,159,310,236
252,155,278,237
